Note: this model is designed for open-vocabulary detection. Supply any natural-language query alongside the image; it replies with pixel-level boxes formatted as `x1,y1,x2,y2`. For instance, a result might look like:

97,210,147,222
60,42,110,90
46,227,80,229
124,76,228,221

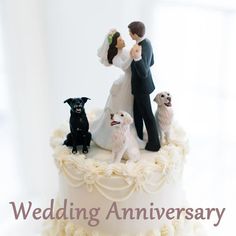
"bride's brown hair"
107,32,120,64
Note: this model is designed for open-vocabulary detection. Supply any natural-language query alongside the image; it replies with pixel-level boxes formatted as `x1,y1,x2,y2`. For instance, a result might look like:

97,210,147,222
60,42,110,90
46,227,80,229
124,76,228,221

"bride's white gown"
91,49,143,150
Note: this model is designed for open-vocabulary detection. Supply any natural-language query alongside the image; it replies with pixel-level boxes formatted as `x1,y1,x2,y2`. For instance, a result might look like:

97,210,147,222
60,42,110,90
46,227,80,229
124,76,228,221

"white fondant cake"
42,114,206,236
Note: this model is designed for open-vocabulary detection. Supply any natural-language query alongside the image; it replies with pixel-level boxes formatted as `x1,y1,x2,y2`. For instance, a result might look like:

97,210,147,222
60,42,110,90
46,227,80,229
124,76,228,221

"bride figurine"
90,29,145,150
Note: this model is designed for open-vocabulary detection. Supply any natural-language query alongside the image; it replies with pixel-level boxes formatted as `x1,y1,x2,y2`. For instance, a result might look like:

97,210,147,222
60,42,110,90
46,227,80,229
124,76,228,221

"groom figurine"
128,21,160,151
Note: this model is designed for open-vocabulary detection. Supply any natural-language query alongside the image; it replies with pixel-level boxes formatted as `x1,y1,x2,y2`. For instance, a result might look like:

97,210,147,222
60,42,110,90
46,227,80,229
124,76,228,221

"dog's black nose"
167,97,171,101
110,113,114,119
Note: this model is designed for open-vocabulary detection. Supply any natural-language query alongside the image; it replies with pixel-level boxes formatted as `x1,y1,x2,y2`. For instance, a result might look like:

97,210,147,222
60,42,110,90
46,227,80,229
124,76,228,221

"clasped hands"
130,44,142,60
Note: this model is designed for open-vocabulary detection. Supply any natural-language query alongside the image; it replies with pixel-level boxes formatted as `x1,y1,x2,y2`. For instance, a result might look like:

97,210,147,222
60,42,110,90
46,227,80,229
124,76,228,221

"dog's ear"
64,98,73,106
124,113,133,125
81,97,91,104
153,94,158,103
155,93,163,105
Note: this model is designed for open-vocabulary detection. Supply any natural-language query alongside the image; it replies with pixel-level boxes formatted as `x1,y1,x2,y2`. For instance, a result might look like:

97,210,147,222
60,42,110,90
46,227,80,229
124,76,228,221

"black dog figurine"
63,97,91,154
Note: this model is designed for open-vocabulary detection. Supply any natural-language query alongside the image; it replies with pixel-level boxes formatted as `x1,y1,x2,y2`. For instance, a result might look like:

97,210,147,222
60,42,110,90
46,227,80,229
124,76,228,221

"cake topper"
154,92,173,144
63,97,91,154
110,111,140,163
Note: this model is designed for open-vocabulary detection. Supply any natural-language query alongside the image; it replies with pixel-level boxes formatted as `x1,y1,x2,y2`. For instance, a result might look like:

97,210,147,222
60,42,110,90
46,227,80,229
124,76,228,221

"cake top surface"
51,119,187,178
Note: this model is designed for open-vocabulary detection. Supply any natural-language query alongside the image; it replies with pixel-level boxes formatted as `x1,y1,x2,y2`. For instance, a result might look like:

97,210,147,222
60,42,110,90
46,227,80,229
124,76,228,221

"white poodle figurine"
110,111,140,163
154,92,173,144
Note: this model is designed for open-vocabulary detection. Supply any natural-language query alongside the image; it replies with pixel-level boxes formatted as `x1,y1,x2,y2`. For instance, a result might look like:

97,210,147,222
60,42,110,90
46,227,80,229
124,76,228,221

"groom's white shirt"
134,37,145,61
137,37,145,44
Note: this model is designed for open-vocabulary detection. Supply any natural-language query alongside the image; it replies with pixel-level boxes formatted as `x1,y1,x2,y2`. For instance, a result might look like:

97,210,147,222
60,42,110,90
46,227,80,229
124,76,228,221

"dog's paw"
82,147,88,154
114,157,122,164
72,148,77,154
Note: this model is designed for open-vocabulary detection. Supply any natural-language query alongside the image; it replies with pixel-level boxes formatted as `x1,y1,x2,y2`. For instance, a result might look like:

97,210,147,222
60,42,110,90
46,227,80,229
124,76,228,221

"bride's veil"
97,29,117,66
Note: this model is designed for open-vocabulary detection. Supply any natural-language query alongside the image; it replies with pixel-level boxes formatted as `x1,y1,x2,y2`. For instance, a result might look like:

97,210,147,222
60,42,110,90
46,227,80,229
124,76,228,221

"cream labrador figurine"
110,111,140,163
154,92,173,143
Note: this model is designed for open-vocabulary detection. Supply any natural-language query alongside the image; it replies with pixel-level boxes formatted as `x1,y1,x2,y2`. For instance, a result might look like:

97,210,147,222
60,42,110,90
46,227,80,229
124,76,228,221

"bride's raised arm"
112,50,132,71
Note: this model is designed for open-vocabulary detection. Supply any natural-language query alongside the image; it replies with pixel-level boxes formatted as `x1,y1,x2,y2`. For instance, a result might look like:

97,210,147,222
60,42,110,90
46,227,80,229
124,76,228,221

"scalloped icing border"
51,122,189,201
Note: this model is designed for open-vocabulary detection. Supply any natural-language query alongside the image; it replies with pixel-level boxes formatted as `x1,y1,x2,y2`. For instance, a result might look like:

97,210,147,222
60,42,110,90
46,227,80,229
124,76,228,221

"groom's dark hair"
128,21,145,37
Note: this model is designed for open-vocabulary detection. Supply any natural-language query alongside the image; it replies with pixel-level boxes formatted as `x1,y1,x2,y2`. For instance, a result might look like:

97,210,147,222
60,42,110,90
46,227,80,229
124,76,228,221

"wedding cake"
42,115,206,236
43,23,206,236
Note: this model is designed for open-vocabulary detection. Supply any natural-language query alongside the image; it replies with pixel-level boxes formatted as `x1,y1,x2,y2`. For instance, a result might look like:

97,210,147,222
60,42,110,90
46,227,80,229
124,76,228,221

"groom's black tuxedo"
130,38,160,151
131,39,155,95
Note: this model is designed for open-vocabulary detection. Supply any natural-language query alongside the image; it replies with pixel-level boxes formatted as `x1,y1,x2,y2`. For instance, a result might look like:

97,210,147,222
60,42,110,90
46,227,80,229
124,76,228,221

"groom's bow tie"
138,39,145,45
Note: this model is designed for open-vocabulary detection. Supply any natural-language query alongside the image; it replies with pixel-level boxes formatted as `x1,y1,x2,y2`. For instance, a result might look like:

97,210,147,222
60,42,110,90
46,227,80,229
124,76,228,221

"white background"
0,0,236,235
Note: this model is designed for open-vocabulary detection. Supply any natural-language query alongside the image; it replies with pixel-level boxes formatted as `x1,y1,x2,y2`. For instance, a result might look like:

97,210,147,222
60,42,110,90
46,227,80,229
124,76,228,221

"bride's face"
116,36,125,49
